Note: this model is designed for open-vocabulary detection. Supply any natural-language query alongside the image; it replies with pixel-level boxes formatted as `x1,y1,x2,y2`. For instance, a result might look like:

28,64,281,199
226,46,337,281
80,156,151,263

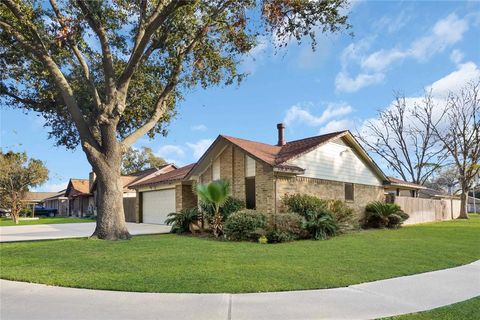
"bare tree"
424,166,459,195
357,92,445,185
426,81,480,219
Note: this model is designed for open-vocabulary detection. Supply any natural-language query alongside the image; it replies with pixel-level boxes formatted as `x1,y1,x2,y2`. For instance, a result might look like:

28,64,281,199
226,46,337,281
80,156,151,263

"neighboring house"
22,192,59,214
89,164,178,221
384,177,426,198
65,179,94,217
129,164,197,224
43,189,69,216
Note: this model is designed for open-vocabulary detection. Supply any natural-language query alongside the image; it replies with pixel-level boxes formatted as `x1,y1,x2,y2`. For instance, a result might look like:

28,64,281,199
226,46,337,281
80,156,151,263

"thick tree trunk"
90,167,131,240
458,191,469,219
85,123,131,240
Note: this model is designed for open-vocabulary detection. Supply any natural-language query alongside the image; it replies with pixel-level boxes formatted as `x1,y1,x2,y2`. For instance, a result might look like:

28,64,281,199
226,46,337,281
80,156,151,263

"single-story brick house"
130,124,410,224
186,124,389,216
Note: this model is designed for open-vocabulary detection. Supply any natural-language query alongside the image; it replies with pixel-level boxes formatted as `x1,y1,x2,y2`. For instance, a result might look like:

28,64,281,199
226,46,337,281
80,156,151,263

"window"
345,183,354,201
212,158,220,180
245,177,256,209
245,155,256,177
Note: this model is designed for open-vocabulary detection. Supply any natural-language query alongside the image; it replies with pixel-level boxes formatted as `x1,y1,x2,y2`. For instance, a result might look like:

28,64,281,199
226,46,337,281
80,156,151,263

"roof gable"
66,179,90,197
130,163,196,188
187,130,388,182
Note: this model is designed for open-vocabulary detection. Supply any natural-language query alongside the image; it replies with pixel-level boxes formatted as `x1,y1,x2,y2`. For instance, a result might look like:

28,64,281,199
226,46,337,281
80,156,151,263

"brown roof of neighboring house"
221,131,348,166
22,192,59,202
387,177,426,189
130,163,196,188
43,189,68,200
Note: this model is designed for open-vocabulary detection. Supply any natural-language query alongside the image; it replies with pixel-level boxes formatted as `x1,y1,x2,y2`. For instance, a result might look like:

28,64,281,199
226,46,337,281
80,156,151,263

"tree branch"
0,9,101,156
75,0,116,103
49,0,102,110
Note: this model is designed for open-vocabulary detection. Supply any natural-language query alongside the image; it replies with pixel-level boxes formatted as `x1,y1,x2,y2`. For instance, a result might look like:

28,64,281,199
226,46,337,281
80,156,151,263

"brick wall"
175,184,198,211
232,146,246,200
255,162,275,214
276,176,384,218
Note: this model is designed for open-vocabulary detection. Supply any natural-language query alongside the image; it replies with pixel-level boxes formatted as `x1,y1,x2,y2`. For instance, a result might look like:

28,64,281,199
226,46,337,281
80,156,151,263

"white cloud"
335,72,384,93
450,49,464,65
359,61,480,141
187,139,214,160
155,145,185,158
319,119,354,134
191,124,208,132
336,13,470,93
284,103,353,127
428,62,480,98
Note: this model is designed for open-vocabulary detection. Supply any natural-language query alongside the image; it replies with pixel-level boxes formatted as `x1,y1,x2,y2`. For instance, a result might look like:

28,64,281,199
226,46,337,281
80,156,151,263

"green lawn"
382,296,480,319
0,215,479,293
0,217,95,226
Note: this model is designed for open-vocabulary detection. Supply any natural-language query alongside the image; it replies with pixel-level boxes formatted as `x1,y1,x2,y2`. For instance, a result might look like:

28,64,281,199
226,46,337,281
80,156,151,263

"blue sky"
1,0,479,191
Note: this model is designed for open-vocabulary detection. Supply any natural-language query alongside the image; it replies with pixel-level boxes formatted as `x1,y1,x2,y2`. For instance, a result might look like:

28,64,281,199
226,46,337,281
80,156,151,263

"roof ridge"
284,130,348,145
220,134,277,147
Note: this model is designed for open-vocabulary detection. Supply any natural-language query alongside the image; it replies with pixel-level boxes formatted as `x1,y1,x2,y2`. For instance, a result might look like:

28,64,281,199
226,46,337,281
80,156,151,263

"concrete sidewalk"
0,222,170,242
1,260,479,320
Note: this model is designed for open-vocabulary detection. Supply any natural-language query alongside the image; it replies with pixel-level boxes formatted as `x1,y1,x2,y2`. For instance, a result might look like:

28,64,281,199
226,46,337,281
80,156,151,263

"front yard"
0,215,479,293
0,217,95,226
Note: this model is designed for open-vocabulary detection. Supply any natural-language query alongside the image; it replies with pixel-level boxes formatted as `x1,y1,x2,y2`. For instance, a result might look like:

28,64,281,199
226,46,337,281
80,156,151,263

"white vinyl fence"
394,196,461,225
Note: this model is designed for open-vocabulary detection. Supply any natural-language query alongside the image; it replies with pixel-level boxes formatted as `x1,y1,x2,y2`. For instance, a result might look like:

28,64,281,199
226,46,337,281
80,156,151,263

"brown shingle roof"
221,131,348,166
70,179,90,194
22,192,59,202
387,177,426,189
130,163,196,188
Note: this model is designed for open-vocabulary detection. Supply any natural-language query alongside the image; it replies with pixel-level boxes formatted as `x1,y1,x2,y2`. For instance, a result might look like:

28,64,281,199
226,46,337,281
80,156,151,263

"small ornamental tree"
0,151,49,224
0,0,351,239
121,146,166,175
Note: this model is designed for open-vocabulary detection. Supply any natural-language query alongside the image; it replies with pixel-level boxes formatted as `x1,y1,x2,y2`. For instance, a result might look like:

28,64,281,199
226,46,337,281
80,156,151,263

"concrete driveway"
1,260,479,320
0,222,171,242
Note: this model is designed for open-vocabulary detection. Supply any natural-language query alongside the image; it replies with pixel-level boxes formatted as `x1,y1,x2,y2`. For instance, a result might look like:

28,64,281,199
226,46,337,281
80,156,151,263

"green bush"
165,208,200,234
267,212,307,243
282,193,326,217
364,201,409,229
224,210,267,241
327,199,358,232
303,209,337,240
19,207,32,216
282,194,356,233
200,196,245,223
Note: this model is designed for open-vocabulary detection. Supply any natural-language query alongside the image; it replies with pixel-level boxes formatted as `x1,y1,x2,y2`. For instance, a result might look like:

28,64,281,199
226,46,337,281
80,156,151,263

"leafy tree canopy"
121,146,167,175
0,150,49,223
0,0,351,150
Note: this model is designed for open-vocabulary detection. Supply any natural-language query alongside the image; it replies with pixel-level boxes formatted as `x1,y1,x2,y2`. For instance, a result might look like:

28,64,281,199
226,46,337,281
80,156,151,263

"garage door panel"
142,189,176,224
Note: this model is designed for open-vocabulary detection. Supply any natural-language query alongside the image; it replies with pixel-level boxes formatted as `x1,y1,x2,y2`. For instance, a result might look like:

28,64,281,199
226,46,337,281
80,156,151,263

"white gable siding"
287,139,382,186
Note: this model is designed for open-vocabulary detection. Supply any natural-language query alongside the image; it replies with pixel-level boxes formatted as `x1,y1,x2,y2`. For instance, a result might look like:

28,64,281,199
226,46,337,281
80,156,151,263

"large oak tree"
0,0,351,239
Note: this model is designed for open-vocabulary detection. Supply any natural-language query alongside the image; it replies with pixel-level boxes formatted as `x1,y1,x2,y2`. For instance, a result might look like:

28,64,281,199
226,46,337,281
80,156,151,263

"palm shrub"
165,208,200,234
224,209,267,241
364,201,409,229
197,179,231,237
302,209,337,240
282,194,352,234
200,196,245,223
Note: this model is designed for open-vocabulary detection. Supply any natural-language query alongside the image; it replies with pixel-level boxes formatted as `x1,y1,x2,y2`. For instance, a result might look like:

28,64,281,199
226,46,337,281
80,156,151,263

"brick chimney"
277,123,286,146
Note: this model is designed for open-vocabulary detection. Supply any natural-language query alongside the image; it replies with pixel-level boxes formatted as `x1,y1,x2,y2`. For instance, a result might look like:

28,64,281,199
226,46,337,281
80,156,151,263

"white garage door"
142,189,176,224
